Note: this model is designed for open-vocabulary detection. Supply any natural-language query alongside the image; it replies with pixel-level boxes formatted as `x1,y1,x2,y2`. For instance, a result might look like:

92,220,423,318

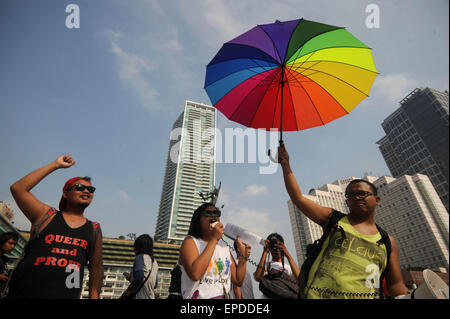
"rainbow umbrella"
204,18,378,151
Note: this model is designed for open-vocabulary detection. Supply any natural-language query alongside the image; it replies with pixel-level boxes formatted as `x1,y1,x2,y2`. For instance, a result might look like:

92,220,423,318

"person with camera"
254,233,300,298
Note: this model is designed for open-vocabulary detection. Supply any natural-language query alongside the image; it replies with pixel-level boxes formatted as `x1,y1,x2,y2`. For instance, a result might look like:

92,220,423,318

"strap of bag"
375,224,391,299
132,257,155,298
298,210,345,299
30,208,58,241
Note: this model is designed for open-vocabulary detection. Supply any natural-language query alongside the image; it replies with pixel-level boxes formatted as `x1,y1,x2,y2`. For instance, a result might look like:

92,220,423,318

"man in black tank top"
7,155,103,299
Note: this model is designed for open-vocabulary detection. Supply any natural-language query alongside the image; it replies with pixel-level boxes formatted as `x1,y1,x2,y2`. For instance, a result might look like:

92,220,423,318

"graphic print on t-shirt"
307,228,386,299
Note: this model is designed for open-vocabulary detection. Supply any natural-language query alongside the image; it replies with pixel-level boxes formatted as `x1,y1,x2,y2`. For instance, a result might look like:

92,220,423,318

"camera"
268,237,279,248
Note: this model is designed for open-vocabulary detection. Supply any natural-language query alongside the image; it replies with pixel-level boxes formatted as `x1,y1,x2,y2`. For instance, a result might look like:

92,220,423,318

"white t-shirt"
181,236,232,299
266,261,293,277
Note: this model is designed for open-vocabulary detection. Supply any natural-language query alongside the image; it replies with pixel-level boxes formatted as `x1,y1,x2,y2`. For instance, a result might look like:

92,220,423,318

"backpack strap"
88,221,100,261
375,224,391,299
30,208,58,241
298,210,346,298
323,210,346,237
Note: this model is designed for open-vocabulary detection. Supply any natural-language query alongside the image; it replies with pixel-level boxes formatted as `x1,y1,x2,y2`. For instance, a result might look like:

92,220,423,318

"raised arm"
278,144,332,227
10,155,75,225
278,242,300,280
179,223,224,281
254,240,269,282
230,237,249,287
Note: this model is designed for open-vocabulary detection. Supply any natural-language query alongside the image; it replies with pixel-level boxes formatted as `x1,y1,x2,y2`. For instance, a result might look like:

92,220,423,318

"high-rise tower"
155,101,216,242
377,87,449,211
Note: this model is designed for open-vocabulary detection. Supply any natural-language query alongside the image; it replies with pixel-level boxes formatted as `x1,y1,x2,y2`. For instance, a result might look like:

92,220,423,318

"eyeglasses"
346,191,375,200
201,209,221,218
70,184,96,193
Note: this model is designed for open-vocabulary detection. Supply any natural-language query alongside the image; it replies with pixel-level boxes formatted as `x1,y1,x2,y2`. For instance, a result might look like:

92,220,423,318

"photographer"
254,233,300,298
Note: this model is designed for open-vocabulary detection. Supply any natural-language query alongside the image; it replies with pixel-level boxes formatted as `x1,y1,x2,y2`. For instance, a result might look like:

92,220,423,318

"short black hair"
345,179,378,196
267,233,284,243
0,232,19,246
187,203,217,239
133,234,154,258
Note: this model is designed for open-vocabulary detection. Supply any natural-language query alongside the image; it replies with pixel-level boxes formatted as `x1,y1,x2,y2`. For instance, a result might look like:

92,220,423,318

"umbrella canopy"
204,18,378,135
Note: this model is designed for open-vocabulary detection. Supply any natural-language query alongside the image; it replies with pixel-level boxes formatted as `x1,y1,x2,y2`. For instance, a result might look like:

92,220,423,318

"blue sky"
1,0,448,269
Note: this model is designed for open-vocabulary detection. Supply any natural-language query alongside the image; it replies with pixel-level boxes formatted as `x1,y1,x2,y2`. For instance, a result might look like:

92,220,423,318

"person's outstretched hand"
277,143,289,166
54,155,75,169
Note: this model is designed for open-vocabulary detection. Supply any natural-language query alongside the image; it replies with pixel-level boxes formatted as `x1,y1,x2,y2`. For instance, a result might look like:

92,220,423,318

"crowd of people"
0,143,412,299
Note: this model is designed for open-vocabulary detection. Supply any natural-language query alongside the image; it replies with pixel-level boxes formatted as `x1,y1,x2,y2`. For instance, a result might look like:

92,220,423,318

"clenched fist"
54,155,75,169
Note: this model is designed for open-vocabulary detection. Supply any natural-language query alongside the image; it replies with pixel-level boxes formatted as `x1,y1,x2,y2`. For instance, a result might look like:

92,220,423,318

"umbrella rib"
287,49,318,75
288,62,374,98
207,43,281,67
205,59,279,88
258,26,283,64
284,67,326,126
284,76,299,131
284,26,346,63
289,67,353,120
287,46,378,74
227,68,280,121
270,69,283,129
289,59,379,76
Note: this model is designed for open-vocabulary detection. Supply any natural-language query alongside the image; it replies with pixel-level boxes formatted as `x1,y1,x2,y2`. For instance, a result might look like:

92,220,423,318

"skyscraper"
377,87,449,211
155,101,216,243
373,174,449,270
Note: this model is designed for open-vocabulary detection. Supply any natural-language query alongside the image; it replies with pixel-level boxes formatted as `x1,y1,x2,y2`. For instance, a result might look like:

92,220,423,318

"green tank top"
305,216,387,299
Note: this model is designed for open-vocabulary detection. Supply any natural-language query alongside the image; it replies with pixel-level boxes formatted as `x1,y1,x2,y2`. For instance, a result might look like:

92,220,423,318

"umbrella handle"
268,149,278,163
267,140,284,163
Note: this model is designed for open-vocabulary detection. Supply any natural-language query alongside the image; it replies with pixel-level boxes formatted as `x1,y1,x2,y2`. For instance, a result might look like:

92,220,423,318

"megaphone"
396,269,449,299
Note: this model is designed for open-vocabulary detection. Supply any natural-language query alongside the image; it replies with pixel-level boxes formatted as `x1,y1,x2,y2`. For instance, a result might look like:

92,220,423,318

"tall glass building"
377,87,449,211
155,101,216,243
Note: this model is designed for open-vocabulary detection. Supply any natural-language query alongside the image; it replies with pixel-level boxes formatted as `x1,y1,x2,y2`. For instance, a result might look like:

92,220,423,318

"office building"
155,101,217,243
377,87,449,211
373,174,449,270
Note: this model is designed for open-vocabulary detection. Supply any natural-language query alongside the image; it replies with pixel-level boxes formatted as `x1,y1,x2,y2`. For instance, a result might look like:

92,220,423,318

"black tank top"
7,211,96,299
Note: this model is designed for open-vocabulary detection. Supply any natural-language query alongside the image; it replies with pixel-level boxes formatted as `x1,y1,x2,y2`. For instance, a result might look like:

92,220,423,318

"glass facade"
377,88,449,211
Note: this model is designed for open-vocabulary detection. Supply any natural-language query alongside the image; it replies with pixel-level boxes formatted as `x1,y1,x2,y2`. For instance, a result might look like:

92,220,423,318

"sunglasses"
201,209,221,218
69,184,96,193
346,191,375,200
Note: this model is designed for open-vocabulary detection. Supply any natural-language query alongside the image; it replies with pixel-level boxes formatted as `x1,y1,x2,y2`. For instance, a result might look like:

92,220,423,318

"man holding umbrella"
278,144,410,299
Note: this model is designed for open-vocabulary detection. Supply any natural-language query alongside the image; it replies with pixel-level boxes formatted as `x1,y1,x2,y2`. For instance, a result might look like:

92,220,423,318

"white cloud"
105,30,160,112
244,184,268,197
118,190,130,202
177,0,246,46
372,73,420,103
